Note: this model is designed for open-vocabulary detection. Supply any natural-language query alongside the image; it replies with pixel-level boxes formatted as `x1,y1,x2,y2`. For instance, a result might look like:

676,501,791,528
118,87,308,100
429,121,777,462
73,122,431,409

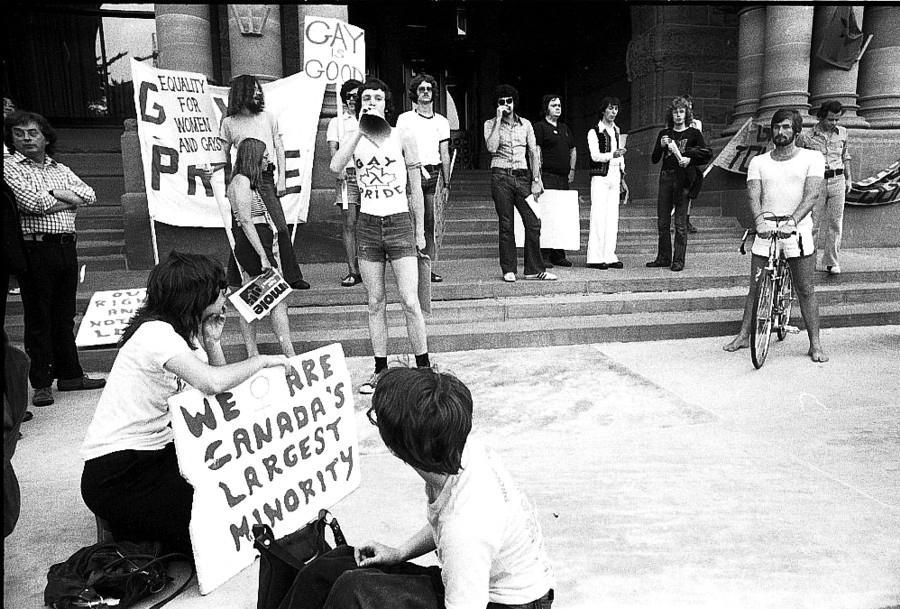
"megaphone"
359,111,391,147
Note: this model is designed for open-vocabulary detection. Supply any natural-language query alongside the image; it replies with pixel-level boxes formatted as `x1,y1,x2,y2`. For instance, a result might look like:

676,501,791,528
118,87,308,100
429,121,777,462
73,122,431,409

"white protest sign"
515,189,581,250
170,343,359,594
228,268,292,322
131,59,228,228
209,71,327,224
75,288,147,347
303,16,365,83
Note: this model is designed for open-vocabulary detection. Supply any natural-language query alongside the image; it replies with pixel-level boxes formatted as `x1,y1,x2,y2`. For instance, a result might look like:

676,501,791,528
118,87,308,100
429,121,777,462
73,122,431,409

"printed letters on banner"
75,289,147,347
169,343,360,594
709,118,773,176
228,269,292,322
514,189,581,250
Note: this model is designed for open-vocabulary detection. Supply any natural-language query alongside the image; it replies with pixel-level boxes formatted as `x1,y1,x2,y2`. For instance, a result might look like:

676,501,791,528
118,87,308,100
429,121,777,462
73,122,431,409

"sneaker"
57,375,106,392
359,372,381,395
524,271,558,281
32,387,54,407
827,265,841,275
503,272,517,283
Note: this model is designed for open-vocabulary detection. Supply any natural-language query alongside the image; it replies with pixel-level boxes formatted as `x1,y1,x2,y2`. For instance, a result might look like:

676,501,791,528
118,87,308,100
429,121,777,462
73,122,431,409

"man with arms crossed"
724,109,828,363
397,73,451,283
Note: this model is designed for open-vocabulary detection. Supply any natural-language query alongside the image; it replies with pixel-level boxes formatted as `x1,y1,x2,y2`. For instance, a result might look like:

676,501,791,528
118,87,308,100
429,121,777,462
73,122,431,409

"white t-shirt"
81,321,207,461
219,111,281,171
326,112,360,171
353,129,411,217
396,110,450,167
426,438,555,608
747,148,825,227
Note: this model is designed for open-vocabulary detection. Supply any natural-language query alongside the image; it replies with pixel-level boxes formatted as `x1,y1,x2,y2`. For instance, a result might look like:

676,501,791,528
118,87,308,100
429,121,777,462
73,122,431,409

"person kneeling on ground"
279,367,556,609
80,252,292,554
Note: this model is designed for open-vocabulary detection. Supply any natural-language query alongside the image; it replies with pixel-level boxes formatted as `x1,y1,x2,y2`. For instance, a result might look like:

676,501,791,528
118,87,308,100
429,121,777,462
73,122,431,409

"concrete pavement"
4,325,898,608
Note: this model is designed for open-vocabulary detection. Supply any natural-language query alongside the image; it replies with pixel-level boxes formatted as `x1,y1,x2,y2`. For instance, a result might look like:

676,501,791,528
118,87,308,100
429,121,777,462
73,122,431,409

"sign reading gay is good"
170,343,359,594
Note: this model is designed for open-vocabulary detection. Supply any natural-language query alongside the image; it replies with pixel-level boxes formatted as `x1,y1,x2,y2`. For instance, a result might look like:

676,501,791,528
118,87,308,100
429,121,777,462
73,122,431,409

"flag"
817,6,865,70
847,159,900,206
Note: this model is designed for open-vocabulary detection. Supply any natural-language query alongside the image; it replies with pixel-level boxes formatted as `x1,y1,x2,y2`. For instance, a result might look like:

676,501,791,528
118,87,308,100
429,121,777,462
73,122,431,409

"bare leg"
269,300,295,357
342,203,359,276
723,254,767,352
239,316,259,358
788,254,828,362
389,256,428,355
358,259,388,357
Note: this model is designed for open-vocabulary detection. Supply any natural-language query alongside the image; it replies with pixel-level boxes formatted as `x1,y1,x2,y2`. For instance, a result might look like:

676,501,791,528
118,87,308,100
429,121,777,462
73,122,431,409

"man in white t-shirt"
396,73,451,283
724,109,828,363
327,80,363,287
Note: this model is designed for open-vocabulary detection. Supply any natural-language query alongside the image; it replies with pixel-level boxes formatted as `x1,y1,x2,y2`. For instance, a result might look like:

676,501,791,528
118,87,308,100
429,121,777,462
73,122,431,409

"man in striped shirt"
4,111,106,407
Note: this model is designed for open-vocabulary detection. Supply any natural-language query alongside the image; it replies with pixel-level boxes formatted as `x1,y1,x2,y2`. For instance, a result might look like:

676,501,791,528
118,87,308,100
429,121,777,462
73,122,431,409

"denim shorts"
356,211,417,262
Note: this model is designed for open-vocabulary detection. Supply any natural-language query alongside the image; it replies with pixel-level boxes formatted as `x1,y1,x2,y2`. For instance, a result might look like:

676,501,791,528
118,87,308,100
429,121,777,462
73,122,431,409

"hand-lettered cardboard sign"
75,289,147,347
228,268,292,322
169,343,359,594
303,16,365,83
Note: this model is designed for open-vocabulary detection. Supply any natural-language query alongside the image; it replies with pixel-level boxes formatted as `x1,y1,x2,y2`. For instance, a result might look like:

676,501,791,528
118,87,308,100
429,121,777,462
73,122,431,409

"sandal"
341,273,363,287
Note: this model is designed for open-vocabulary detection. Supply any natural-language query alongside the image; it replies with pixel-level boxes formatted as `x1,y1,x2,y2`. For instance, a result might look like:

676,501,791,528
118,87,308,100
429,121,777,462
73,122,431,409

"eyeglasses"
417,85,433,92
345,93,358,100
497,97,514,106
366,406,378,427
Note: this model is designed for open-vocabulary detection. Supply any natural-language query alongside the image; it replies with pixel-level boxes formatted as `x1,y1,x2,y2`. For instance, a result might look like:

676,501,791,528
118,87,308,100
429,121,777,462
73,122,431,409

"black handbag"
253,509,347,609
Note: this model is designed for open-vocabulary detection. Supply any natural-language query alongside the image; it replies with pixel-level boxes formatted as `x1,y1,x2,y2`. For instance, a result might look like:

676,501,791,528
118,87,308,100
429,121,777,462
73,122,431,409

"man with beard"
220,74,309,290
723,109,828,363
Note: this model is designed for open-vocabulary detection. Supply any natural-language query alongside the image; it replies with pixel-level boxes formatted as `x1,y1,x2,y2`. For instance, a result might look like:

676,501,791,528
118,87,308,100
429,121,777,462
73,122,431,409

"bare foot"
808,346,829,363
723,335,750,352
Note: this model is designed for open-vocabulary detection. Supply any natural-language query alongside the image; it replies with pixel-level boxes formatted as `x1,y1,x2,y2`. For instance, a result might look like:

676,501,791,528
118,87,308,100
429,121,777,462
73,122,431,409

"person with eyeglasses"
80,252,293,555
396,73,452,283
484,84,556,282
327,79,364,287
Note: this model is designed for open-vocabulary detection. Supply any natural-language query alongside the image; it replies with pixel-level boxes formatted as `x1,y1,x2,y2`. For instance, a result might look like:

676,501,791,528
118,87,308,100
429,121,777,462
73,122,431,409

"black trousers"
655,170,688,265
18,240,84,388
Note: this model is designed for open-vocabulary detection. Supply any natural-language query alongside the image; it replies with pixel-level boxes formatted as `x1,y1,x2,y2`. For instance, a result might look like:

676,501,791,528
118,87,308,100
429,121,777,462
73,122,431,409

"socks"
374,356,388,374
415,353,431,369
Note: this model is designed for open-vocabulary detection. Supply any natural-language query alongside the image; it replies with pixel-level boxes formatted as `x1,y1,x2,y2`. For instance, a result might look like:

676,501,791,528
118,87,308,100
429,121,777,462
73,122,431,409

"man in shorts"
724,109,828,363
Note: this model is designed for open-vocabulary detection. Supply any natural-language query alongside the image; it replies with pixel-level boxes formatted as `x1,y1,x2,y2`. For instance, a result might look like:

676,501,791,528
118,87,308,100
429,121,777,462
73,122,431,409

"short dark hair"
120,251,226,348
232,137,267,189
540,94,561,117
340,79,362,104
666,96,693,130
355,78,395,121
4,110,58,157
771,108,803,135
492,84,519,109
370,367,473,475
227,74,263,116
599,96,621,115
408,73,438,104
817,100,844,119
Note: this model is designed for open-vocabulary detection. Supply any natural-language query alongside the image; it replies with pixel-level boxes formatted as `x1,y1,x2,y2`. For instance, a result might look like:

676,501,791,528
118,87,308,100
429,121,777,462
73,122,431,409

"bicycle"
739,213,801,369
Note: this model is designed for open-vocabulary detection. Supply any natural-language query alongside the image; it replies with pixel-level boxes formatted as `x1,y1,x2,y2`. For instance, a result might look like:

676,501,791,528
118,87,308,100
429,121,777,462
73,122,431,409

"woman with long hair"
227,137,296,359
80,252,290,554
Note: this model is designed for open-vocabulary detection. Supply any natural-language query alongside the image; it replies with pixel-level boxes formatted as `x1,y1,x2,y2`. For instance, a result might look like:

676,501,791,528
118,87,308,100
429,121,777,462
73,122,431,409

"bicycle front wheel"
751,269,776,369
777,266,795,341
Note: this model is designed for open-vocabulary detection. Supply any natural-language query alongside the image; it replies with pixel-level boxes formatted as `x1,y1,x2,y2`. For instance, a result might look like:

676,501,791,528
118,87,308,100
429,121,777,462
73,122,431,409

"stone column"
155,5,214,76
857,5,900,128
228,5,283,82
808,6,867,127
723,5,766,136
756,5,815,124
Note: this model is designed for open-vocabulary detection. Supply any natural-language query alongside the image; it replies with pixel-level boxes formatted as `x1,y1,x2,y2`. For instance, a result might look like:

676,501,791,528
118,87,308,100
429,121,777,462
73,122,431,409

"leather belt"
492,167,529,177
824,168,844,179
23,232,77,244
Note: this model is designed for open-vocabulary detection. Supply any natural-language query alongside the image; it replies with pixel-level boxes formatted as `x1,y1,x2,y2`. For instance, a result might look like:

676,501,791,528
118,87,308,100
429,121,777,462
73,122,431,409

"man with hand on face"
484,84,556,283
396,73,451,283
724,109,827,363
328,79,363,287
646,96,707,272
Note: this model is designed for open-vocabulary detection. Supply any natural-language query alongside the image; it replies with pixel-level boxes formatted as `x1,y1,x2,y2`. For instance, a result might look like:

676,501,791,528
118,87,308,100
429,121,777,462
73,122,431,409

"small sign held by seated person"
75,289,148,347
169,343,360,595
228,268,292,322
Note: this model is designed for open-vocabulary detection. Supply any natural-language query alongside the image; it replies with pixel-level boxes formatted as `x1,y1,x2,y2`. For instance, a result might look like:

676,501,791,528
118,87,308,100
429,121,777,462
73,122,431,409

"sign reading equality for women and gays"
75,288,147,347
169,343,359,595
130,59,327,228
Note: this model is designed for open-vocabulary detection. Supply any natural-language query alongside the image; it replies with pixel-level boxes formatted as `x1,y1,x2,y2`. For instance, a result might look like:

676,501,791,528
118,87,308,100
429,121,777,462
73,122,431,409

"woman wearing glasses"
80,252,291,555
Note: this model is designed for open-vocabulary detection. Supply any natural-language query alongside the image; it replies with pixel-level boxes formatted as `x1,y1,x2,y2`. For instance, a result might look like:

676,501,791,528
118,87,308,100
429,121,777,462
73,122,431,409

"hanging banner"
170,343,359,595
303,16,366,83
75,288,147,347
132,60,327,227
708,118,774,176
846,159,900,206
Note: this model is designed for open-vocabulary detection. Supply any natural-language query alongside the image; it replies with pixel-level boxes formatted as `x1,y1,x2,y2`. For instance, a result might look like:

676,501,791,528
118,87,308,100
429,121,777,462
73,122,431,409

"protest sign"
170,343,359,594
75,289,147,347
228,268,292,322
303,16,365,83
514,189,581,250
708,118,773,176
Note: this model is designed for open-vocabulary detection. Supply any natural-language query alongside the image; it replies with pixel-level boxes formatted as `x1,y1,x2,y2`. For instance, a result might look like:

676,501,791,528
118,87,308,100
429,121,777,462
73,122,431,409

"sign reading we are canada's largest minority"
170,343,359,594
